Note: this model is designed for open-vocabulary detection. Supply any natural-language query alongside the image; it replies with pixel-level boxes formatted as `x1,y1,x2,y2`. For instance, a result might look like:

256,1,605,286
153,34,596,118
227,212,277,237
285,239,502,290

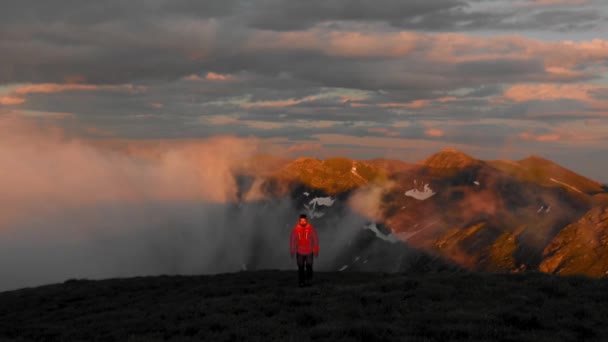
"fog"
0,117,371,291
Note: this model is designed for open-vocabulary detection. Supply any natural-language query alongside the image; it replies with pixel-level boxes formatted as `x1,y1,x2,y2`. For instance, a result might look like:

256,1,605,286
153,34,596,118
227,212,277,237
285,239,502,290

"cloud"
525,0,590,6
425,128,445,137
500,83,608,109
241,96,318,109
0,83,145,106
11,83,99,95
367,127,401,137
184,72,234,81
1,1,605,88
0,96,25,105
519,131,561,141
2,0,601,34
379,100,432,109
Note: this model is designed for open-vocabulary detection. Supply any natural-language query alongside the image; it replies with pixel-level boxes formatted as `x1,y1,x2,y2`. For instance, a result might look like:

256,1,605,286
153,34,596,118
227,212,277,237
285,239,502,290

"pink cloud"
425,128,445,137
206,72,232,81
377,97,462,110
248,30,608,84
519,132,561,142
367,127,400,137
500,83,607,108
12,83,98,95
1,83,145,105
241,95,318,109
0,96,26,106
0,116,262,211
183,74,205,81
379,100,431,109
184,72,234,82
517,124,608,144
248,30,420,58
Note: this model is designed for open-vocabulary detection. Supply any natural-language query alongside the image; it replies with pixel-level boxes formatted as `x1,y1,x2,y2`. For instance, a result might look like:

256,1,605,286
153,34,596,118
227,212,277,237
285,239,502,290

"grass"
1,270,607,341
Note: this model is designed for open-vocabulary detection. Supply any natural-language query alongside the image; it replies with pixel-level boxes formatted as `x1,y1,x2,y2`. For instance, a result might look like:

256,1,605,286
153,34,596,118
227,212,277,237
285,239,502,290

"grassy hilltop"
1,270,607,341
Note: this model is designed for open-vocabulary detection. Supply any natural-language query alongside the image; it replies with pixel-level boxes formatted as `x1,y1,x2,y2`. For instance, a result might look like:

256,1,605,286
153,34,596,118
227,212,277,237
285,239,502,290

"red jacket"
290,224,319,255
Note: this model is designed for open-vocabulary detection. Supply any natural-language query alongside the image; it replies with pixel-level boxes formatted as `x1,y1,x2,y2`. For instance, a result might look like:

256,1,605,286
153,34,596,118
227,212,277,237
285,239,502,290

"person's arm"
312,228,319,257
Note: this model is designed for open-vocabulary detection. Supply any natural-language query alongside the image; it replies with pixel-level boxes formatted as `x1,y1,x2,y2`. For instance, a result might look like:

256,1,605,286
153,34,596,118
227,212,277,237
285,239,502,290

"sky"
1,0,608,182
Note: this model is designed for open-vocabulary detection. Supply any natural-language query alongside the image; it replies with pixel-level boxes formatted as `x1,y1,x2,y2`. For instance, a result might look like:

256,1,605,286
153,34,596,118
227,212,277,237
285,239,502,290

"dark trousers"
296,253,313,285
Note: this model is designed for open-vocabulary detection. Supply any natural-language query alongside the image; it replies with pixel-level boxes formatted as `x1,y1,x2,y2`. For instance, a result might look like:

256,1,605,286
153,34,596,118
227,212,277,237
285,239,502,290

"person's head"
298,214,308,226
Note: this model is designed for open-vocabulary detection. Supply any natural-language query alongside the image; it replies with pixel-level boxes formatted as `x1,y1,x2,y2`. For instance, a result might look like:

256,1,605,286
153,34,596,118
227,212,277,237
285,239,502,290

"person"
290,214,319,287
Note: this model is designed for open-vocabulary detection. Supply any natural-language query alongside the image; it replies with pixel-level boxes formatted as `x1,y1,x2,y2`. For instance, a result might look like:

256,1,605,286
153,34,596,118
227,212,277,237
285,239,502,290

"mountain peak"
420,148,479,168
519,155,553,164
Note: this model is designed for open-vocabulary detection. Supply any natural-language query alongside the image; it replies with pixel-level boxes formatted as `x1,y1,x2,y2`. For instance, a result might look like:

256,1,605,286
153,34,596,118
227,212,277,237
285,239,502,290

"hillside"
271,157,387,194
1,271,607,341
540,205,608,277
488,156,605,195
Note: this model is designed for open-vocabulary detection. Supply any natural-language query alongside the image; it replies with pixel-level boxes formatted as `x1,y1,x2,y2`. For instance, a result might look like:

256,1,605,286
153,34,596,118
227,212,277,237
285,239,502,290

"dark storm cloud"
400,8,604,31
217,0,602,32
1,0,605,85
2,0,600,31
0,0,238,24
243,0,467,31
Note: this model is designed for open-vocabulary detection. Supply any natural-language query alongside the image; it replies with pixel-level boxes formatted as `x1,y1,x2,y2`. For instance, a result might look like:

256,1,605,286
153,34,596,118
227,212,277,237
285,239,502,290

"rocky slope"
540,205,608,277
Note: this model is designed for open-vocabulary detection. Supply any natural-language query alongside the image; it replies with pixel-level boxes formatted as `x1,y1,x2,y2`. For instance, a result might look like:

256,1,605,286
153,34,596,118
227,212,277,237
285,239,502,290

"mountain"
1,271,607,341
239,149,608,277
420,148,481,169
488,155,605,195
270,157,387,194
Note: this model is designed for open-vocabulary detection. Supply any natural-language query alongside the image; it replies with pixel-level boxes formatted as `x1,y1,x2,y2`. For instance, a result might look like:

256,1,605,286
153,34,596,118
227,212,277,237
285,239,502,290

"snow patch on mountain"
310,197,335,207
364,222,399,243
350,164,367,183
405,183,436,200
303,196,335,218
537,205,551,213
550,178,583,194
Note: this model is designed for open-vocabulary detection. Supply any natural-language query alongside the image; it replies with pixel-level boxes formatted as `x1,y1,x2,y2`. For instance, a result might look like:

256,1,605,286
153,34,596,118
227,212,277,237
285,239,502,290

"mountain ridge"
239,148,608,277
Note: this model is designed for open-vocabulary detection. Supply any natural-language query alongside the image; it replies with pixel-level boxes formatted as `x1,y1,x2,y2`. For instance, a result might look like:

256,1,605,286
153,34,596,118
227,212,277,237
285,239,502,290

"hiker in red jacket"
290,214,319,287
